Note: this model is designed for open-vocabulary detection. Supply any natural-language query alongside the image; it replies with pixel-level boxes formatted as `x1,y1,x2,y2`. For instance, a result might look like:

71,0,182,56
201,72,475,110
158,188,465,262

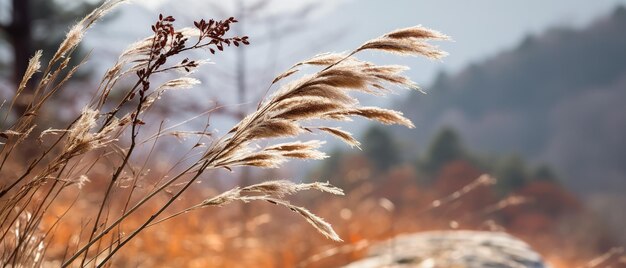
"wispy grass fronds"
202,26,447,172
15,50,42,99
316,127,361,148
61,108,118,158
241,180,345,197
430,174,496,208
51,0,129,64
152,180,344,241
0,0,448,264
357,25,450,58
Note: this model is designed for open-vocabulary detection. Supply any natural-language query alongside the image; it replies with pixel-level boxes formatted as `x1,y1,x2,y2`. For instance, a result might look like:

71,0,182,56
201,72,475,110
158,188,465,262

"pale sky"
78,0,626,136
1,0,624,84
323,0,626,83
92,0,626,84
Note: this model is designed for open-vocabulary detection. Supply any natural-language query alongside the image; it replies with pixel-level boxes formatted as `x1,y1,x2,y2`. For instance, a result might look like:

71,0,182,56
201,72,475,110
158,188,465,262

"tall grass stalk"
0,1,447,266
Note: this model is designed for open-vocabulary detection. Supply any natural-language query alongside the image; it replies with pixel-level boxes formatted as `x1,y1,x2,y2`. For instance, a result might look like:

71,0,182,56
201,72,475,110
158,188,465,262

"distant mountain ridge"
397,6,626,194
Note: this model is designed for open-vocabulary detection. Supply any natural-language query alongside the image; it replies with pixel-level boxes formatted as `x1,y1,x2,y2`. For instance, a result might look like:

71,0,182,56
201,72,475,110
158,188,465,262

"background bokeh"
1,0,625,267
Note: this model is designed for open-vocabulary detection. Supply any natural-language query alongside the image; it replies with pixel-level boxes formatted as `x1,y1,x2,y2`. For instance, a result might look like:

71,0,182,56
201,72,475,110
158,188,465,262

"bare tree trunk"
235,2,248,146
235,0,253,240
7,0,33,114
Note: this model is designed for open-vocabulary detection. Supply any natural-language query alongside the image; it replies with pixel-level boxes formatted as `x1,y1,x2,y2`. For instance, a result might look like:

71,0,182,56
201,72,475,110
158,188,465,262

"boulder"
344,231,546,268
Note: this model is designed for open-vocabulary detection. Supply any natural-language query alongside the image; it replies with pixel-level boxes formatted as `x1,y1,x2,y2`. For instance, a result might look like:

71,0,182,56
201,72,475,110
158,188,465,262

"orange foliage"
37,158,615,267
433,160,498,214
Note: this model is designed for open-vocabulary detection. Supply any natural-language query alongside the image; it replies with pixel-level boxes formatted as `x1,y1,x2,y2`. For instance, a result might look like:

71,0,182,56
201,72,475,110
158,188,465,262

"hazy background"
82,0,626,198
1,0,625,265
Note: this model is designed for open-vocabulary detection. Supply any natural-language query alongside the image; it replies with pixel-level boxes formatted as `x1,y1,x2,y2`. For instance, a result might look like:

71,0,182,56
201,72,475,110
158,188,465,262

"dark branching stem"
0,109,83,201
61,161,201,267
96,161,211,267
61,14,248,267
80,17,175,262
99,15,247,130
79,94,144,267
5,166,67,267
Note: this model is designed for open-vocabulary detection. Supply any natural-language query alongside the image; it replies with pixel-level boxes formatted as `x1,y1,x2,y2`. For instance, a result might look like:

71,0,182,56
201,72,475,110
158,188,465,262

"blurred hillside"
397,6,626,196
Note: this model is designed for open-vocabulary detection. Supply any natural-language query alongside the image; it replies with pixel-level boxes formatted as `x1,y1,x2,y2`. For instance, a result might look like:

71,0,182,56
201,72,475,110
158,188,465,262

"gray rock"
343,231,546,268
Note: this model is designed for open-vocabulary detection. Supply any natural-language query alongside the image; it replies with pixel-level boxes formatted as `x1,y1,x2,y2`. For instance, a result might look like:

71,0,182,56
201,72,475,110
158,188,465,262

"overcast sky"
116,0,626,84
77,0,626,136
328,0,626,83
1,0,625,84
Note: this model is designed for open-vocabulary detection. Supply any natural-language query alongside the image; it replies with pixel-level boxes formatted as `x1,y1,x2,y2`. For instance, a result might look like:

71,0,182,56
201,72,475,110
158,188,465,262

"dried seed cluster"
201,25,448,173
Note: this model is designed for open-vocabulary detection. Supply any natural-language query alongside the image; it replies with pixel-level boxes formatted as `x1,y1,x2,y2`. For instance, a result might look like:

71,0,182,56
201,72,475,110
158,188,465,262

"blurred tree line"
396,6,626,195
318,125,560,197
311,126,623,255
0,0,99,112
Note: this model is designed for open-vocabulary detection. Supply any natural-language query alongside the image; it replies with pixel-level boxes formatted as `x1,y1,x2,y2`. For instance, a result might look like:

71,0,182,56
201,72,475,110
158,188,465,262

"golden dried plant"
0,0,447,266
